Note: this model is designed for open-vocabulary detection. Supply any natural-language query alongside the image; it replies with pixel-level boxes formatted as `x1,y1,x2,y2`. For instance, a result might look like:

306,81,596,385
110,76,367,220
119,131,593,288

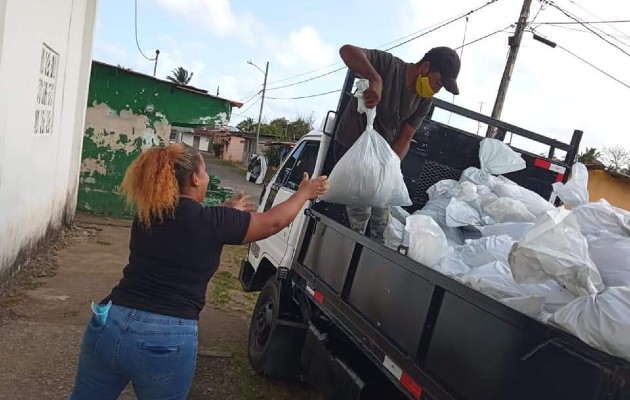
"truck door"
258,139,320,264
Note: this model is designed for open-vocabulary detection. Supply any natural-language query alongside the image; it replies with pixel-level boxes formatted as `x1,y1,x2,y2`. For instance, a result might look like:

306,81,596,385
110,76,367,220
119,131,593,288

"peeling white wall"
0,0,98,281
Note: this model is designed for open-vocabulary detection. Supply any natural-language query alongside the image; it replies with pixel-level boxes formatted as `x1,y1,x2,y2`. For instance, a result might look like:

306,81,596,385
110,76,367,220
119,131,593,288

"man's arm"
339,45,383,108
392,123,417,160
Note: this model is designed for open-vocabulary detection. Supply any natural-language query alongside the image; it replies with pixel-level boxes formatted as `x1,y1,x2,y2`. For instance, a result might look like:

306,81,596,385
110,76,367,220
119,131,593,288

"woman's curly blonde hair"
121,143,201,228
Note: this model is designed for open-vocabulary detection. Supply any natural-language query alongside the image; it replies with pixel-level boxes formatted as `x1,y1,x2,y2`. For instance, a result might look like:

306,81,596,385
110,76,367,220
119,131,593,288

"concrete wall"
0,0,98,284
588,170,630,211
223,136,246,162
78,62,236,217
181,132,210,152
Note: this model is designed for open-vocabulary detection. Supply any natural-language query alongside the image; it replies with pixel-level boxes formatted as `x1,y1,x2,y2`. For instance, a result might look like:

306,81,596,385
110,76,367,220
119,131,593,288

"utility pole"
255,61,269,155
153,50,160,77
486,0,533,138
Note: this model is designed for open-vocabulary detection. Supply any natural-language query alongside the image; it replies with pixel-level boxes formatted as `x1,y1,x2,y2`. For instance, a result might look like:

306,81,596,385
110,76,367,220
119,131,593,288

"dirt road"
0,159,321,400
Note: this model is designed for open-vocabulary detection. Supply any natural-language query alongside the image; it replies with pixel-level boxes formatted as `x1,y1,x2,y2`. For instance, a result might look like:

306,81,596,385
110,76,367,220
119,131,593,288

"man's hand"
221,192,256,212
364,78,382,108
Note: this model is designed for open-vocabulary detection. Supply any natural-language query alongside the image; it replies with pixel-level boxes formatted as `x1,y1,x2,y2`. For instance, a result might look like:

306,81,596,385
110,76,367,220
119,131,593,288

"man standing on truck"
334,44,461,241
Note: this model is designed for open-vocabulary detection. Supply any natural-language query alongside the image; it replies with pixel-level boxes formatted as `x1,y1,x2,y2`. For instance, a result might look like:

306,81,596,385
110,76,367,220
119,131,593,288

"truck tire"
248,276,282,374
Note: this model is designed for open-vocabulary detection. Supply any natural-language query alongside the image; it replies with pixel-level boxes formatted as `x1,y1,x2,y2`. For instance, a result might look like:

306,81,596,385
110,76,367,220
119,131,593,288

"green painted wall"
77,62,236,217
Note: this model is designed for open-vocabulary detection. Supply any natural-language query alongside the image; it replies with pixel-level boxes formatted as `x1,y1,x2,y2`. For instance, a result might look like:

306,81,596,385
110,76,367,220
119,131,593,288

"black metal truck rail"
292,210,630,400
286,69,630,399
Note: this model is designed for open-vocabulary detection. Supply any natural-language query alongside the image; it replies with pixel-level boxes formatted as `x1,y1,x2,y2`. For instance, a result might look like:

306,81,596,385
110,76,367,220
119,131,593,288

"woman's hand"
297,173,329,200
222,193,256,212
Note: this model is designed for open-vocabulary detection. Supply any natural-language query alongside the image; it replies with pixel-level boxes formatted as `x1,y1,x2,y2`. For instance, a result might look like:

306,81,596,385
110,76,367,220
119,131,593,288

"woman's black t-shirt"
102,198,251,320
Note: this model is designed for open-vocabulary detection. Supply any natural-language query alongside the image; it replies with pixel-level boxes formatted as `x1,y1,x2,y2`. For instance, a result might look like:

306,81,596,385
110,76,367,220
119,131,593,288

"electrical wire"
531,28,630,90
240,90,262,105
535,23,630,40
265,0,503,92
544,1,630,58
535,20,630,25
448,16,470,124
268,26,511,101
265,0,503,86
134,0,157,61
233,98,261,116
266,89,341,100
565,0,630,37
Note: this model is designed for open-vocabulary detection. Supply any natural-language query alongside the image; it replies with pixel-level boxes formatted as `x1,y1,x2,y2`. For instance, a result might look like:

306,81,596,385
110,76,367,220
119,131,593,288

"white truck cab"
242,117,334,290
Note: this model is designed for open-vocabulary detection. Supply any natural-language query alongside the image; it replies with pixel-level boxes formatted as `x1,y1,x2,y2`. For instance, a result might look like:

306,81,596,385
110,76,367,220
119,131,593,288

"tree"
602,145,630,171
236,118,256,133
578,147,601,164
287,115,314,141
166,67,194,85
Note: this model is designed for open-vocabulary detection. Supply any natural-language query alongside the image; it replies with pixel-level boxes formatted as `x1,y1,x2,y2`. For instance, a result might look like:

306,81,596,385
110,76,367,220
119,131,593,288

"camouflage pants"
346,206,390,243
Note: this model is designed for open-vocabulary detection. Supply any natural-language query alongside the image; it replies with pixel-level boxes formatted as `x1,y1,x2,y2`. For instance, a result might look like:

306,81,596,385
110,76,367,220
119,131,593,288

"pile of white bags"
383,144,630,362
321,79,411,207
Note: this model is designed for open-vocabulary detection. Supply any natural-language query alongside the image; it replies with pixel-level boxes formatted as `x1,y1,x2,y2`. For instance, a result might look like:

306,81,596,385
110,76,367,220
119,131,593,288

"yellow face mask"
415,75,435,98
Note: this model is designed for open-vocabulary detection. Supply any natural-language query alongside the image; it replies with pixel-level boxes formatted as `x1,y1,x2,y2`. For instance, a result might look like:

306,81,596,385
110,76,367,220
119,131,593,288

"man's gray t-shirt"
335,48,433,150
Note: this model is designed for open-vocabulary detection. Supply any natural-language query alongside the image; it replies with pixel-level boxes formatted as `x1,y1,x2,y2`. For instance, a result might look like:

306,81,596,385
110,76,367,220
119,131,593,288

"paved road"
203,155,262,202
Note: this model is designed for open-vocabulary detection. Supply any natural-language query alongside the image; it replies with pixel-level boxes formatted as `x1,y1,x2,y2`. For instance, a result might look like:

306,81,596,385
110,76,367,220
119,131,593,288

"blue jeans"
70,305,198,400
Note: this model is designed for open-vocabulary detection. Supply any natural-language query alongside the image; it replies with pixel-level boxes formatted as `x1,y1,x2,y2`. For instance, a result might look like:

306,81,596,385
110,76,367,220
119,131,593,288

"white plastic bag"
479,138,526,175
460,167,502,189
550,287,630,362
462,262,576,313
446,198,482,228
321,80,411,207
483,197,537,223
459,235,514,268
415,199,464,246
478,222,535,241
572,200,630,237
587,231,630,287
492,176,555,217
427,180,461,200
384,214,405,251
501,296,546,319
508,208,605,297
552,163,589,208
404,215,452,267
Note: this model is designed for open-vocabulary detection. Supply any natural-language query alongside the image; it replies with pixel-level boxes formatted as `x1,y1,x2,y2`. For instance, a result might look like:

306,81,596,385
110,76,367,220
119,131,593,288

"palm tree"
166,67,194,85
578,147,601,164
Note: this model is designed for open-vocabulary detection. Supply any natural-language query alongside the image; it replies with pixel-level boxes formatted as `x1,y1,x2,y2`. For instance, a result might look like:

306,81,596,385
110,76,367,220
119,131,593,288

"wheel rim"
253,296,274,351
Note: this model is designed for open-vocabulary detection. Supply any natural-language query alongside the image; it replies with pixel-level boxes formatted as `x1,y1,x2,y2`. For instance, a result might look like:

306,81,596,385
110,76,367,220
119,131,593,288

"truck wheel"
248,276,281,374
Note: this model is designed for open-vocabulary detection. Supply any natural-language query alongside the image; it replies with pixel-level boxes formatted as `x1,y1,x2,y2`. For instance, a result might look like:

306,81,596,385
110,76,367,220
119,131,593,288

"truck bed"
292,209,630,399
290,72,630,399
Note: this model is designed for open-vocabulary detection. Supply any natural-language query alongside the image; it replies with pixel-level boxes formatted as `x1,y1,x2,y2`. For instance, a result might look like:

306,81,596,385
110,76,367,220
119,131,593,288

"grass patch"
211,271,240,310
219,344,321,400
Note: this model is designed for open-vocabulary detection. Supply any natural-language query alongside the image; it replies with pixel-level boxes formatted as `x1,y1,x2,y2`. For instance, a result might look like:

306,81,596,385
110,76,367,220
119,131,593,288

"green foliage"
578,147,601,164
235,115,314,141
212,142,224,158
166,66,194,85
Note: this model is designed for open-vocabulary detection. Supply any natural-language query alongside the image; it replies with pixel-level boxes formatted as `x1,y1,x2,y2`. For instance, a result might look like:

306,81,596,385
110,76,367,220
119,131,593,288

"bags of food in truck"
552,162,589,208
446,198,482,228
460,167,502,189
479,138,526,175
415,199,465,246
477,222,535,241
483,197,536,224
404,215,452,267
572,200,630,237
587,231,630,287
384,215,405,251
508,208,605,297
321,80,411,207
550,287,630,362
492,176,555,217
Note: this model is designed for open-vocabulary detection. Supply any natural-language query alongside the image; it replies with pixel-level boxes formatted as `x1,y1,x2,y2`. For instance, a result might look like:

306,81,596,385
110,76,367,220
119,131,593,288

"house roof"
585,163,630,183
92,60,243,108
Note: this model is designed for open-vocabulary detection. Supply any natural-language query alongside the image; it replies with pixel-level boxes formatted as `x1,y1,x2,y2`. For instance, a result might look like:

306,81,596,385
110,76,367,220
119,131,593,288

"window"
275,140,320,191
34,44,59,135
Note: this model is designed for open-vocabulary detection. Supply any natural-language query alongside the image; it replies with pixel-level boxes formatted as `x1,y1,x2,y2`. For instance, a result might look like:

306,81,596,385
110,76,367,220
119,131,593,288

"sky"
92,0,630,156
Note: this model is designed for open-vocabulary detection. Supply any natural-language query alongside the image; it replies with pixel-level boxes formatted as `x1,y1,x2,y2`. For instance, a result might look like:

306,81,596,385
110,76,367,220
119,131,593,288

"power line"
544,1,630,58
267,89,341,100
134,0,157,61
240,90,262,105
234,97,261,115
536,20,630,25
535,23,630,40
265,0,503,92
565,0,630,37
265,0,502,86
268,25,510,102
531,28,630,90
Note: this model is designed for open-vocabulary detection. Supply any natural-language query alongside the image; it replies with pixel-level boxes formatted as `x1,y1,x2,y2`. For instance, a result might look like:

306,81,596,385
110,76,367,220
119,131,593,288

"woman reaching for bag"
70,143,328,399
